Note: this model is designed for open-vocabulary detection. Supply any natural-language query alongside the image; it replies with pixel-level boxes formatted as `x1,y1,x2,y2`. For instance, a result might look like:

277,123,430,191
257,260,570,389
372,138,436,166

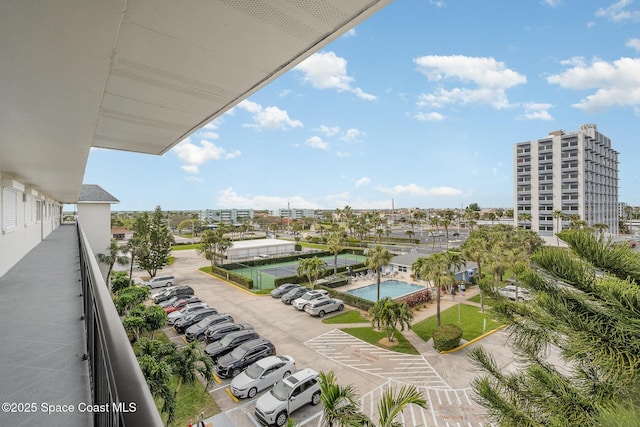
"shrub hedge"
203,266,254,289
432,324,463,351
397,288,433,307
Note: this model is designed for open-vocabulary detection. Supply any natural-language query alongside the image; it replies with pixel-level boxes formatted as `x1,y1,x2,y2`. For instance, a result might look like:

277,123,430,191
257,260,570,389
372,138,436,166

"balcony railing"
77,225,163,427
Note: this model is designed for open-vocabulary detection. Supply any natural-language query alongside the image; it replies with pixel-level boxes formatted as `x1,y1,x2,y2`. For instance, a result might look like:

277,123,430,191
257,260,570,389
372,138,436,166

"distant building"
270,208,315,220
514,124,619,238
199,209,253,224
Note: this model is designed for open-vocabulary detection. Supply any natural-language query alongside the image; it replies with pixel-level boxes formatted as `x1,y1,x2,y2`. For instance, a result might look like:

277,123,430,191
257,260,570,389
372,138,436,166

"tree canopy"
470,229,640,427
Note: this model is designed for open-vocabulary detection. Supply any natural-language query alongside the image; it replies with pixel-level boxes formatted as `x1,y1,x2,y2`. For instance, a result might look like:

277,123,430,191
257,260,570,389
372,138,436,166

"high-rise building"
514,124,619,238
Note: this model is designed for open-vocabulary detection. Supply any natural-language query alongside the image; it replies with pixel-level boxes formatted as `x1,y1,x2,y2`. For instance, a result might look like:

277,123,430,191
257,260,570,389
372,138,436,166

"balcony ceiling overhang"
0,0,391,203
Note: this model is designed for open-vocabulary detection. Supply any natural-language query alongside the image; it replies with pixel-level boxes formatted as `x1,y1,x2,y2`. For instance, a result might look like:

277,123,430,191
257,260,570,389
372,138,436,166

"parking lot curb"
440,324,507,354
198,269,266,297
225,388,239,403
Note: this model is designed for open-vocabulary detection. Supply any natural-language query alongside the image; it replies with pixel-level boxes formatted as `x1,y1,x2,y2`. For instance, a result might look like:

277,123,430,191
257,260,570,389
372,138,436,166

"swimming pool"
346,280,425,302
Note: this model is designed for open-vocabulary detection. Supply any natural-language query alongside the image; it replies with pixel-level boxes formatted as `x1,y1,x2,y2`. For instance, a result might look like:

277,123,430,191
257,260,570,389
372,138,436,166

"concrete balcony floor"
0,225,92,426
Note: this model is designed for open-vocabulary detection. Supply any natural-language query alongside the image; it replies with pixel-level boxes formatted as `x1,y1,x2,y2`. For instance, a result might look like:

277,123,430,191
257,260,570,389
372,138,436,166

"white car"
230,355,296,399
166,302,209,325
498,285,531,301
292,290,329,311
304,298,344,317
254,368,321,426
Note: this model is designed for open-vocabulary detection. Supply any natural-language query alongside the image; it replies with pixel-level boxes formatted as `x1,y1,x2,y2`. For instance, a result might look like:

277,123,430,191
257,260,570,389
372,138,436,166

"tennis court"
231,253,365,290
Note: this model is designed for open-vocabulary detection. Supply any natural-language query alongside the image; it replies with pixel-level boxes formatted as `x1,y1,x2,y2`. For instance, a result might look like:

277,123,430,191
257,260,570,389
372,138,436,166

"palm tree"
362,384,427,427
365,245,393,301
96,239,129,285
368,297,413,342
170,341,214,399
461,236,488,311
327,230,347,274
552,209,564,246
412,253,455,327
297,257,327,289
318,371,360,427
518,212,532,229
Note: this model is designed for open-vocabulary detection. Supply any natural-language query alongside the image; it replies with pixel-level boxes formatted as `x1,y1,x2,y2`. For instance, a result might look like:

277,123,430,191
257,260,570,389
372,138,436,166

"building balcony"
0,224,162,427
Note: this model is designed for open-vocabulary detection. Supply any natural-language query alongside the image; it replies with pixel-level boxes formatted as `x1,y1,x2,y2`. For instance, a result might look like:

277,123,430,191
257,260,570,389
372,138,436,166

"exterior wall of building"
199,209,254,224
0,175,61,278
77,203,112,279
514,125,619,238
270,209,315,219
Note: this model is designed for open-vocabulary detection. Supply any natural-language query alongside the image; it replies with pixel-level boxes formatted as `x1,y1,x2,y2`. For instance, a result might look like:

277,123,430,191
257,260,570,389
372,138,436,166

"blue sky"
84,0,640,212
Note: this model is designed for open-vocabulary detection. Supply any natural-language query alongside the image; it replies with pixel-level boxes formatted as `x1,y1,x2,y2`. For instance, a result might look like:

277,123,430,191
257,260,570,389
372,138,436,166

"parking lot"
143,249,512,426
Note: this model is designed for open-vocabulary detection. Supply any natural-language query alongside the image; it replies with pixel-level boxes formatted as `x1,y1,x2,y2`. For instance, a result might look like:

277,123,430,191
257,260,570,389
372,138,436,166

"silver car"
230,355,295,399
304,298,344,317
166,302,209,325
291,290,329,311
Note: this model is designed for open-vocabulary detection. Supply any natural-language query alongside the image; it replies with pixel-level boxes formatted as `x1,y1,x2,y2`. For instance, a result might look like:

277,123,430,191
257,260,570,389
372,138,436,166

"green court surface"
230,253,364,290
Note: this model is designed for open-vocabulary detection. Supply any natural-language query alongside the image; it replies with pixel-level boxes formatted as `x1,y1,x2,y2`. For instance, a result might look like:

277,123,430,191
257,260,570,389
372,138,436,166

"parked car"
204,322,254,344
151,286,177,302
270,283,299,298
292,290,329,311
184,314,234,342
142,275,174,288
153,285,195,304
164,296,201,313
304,298,344,317
281,287,311,305
230,355,296,399
498,285,531,301
254,368,321,426
167,302,209,325
174,308,219,333
216,338,276,378
204,329,260,363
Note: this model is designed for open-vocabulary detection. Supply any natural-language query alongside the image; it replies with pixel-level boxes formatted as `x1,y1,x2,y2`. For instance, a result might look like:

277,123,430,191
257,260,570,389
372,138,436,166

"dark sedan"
173,308,218,333
270,283,299,298
204,329,260,363
281,286,311,305
184,314,234,342
204,322,254,344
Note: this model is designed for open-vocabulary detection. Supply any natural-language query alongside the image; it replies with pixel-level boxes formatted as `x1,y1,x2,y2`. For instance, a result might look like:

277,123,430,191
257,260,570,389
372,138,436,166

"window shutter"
2,188,18,232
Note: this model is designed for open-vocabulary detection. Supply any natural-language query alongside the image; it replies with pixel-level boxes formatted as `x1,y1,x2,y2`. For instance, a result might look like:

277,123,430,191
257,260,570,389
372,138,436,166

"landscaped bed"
412,303,502,343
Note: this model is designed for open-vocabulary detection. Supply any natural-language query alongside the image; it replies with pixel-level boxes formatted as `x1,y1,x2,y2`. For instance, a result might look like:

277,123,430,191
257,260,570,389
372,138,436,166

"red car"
164,296,200,313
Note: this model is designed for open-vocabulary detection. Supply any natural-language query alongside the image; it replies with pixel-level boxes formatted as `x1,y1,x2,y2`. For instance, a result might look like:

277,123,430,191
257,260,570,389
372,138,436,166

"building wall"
0,175,61,278
77,203,111,279
514,124,619,237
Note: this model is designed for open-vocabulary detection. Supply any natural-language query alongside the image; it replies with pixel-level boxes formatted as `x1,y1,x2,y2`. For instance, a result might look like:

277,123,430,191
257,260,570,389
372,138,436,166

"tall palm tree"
96,239,129,285
318,371,360,427
365,246,393,301
412,253,454,327
368,297,413,342
170,341,214,399
297,257,327,289
552,209,564,246
518,212,532,229
327,230,347,274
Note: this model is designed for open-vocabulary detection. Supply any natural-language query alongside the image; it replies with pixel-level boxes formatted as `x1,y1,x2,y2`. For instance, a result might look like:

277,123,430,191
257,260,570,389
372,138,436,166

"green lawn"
322,310,369,324
341,327,419,355
412,303,502,343
171,244,200,251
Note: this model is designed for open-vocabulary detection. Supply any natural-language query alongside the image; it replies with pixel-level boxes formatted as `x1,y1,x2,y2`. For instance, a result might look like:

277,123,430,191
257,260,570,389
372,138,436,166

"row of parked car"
150,284,322,426
270,283,345,317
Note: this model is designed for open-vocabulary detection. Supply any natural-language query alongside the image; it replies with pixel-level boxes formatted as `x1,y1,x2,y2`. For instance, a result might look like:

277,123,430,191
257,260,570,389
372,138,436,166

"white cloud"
595,0,640,22
237,100,303,130
342,29,356,38
316,125,341,136
341,128,364,142
542,0,561,7
429,0,446,8
376,183,463,197
216,188,321,210
294,51,377,101
355,177,371,188
517,102,554,120
336,151,350,158
172,138,240,174
627,38,640,51
547,56,640,111
305,136,329,150
414,55,526,109
412,111,446,121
